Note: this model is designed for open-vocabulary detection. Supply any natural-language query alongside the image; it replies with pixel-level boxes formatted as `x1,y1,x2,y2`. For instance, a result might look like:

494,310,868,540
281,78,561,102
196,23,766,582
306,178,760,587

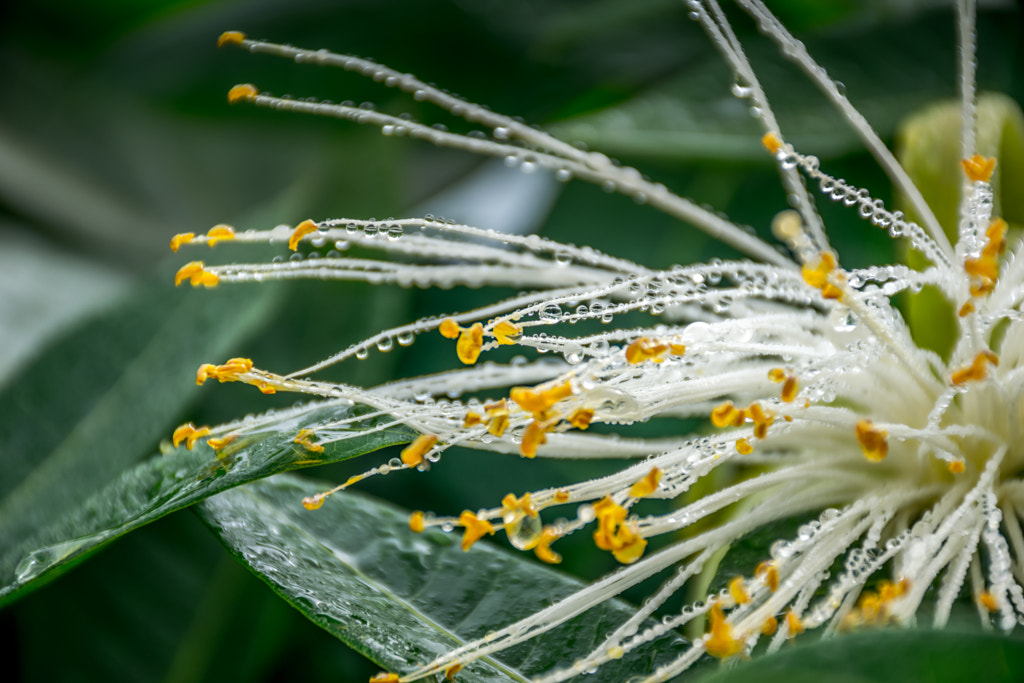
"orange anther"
170,232,194,252
728,576,750,605
802,251,843,300
856,419,888,462
401,434,438,467
781,375,798,402
735,438,753,455
949,459,966,474
175,261,204,287
625,338,669,364
756,560,779,592
369,674,399,683
761,616,778,636
227,83,259,104
207,434,236,451
761,132,784,155
302,494,326,511
206,224,236,246
456,323,484,365
491,319,522,345
705,603,743,658
438,317,460,339
217,31,246,48
535,526,562,564
458,511,495,551
288,219,318,251
568,408,594,430
462,411,483,427
628,467,662,498
554,490,570,503
293,428,324,453
445,664,462,681
961,154,996,183
711,401,743,428
951,350,998,386
409,511,426,533
768,368,787,383
786,611,805,636
520,421,547,458
979,591,999,612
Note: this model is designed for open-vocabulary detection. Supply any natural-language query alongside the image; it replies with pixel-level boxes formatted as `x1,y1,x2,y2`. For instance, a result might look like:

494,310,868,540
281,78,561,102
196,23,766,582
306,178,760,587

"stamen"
705,603,743,658
458,511,495,551
961,154,996,183
227,83,259,104
401,434,438,467
855,420,888,462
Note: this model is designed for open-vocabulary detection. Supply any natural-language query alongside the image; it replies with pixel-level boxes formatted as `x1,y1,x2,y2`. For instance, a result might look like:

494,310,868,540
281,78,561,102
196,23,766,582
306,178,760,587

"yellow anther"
206,224,236,246
255,380,276,395
592,495,647,564
491,319,522,345
401,434,438,467
207,434,236,451
781,376,799,403
949,458,966,474
761,131,784,155
196,357,254,386
302,494,326,511
965,255,999,281
770,369,799,402
855,419,888,462
628,467,662,498
409,511,426,533
535,526,562,564
463,411,483,428
606,646,624,660
369,674,399,683
951,350,998,386
458,511,495,551
705,603,743,659
979,591,999,612
711,401,744,428
802,251,843,300
735,438,753,455
293,428,324,453
484,400,510,437
747,402,774,439
761,616,778,636
728,576,750,605
625,337,670,364
785,611,805,636
227,83,259,104
217,31,246,48
612,535,647,564
174,259,205,286
511,380,573,416
169,232,194,252
445,664,462,681
670,343,687,356
172,422,211,450
502,492,537,518
288,219,318,251
456,323,484,365
755,560,779,592
438,317,460,339
568,408,594,430
554,490,570,503
520,420,548,458
961,154,996,183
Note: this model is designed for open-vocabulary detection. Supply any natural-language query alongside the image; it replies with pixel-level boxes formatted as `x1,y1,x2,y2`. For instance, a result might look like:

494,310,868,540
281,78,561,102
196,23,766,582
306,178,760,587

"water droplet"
506,514,542,550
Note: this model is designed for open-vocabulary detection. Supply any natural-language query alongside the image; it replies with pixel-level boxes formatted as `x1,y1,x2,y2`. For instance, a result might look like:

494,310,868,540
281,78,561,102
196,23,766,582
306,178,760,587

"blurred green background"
1,0,1022,681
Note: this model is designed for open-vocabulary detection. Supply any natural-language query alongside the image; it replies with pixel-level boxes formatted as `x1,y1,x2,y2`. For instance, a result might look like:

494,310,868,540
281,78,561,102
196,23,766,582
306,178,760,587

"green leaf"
198,475,690,682
695,629,1024,683
0,398,414,606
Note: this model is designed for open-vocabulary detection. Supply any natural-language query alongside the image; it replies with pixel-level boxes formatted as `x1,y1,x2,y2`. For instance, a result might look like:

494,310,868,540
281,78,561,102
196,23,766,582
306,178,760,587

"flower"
175,2,1024,682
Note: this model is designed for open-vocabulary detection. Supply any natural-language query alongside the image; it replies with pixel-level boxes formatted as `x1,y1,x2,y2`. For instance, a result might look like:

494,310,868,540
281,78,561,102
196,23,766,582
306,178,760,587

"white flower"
174,2,1024,682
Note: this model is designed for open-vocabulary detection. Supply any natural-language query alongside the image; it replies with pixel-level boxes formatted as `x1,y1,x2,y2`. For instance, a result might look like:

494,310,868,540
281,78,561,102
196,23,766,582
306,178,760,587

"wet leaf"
0,398,413,606
198,475,690,683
